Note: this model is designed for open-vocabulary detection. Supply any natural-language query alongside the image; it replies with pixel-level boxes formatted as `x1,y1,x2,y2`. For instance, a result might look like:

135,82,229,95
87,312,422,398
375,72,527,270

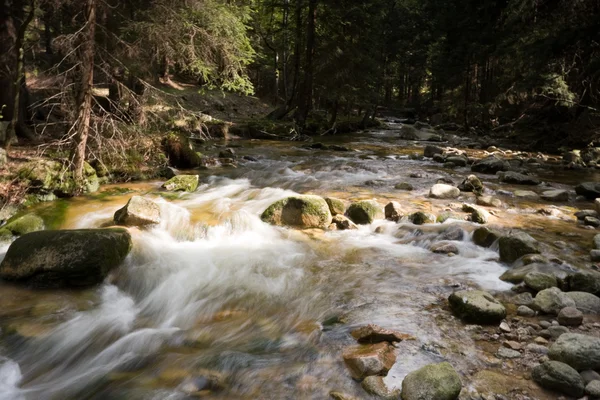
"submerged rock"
262,195,332,229
114,196,161,227
342,342,396,380
330,215,358,231
346,200,384,225
1,214,44,236
532,287,576,315
162,175,199,192
429,184,460,199
325,197,346,216
448,290,506,324
498,232,539,263
532,361,584,397
549,333,600,370
0,229,132,287
351,324,414,344
458,175,484,195
497,171,540,185
401,362,462,400
431,242,459,254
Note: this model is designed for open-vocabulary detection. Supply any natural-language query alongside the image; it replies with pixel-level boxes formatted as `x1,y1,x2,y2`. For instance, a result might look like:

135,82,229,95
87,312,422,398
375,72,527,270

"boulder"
384,201,403,222
162,175,199,192
524,272,557,292
424,145,443,158
0,229,132,287
471,157,509,174
541,190,569,202
325,197,346,216
458,175,484,195
114,196,161,227
401,362,462,400
1,214,44,236
586,380,600,397
498,232,540,263
568,270,600,296
262,195,332,229
429,184,460,199
351,324,414,344
472,227,500,248
549,333,600,370
18,160,99,197
497,171,540,185
448,290,506,324
361,376,400,399
557,307,583,326
532,287,576,315
576,182,600,200
409,212,436,225
330,215,358,231
532,361,584,397
346,200,384,225
162,132,202,168
565,292,600,314
342,342,396,380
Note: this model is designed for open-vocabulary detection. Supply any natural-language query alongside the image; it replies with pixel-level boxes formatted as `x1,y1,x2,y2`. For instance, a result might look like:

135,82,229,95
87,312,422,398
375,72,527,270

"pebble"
499,322,511,333
539,321,552,329
503,341,522,351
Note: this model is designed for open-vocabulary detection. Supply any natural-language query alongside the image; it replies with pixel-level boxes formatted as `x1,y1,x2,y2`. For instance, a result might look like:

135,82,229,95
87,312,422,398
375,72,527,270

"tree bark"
296,0,317,128
71,0,96,189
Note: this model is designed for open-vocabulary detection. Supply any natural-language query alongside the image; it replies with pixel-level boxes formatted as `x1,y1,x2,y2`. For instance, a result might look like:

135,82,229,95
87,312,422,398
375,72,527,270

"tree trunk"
71,0,96,189
296,0,317,128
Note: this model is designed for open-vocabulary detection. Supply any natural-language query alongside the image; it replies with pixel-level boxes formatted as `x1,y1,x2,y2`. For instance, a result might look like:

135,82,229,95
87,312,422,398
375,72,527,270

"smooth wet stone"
496,347,521,359
1,214,45,236
517,305,536,317
569,270,600,296
262,195,332,229
330,215,358,231
350,324,414,344
498,171,540,185
472,227,501,248
476,195,502,208
325,197,346,216
532,287,576,315
429,184,460,199
431,242,459,254
581,370,600,384
440,225,464,241
401,362,462,400
585,216,600,227
458,175,484,195
409,212,436,225
524,272,557,292
448,290,506,324
557,307,583,326
471,156,509,174
576,210,599,220
342,343,396,380
162,175,199,192
385,201,404,222
576,182,600,200
498,232,540,263
114,196,161,227
586,380,600,397
532,361,584,397
361,376,400,399
0,229,132,287
549,333,600,370
394,182,414,191
565,291,600,314
346,200,384,225
541,190,569,202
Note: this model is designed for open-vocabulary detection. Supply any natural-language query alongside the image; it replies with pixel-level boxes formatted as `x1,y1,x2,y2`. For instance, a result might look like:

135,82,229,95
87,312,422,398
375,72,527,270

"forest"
2,1,600,400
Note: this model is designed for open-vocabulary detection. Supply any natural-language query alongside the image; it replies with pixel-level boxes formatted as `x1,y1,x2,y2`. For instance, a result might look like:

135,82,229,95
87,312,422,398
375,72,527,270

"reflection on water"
0,129,594,399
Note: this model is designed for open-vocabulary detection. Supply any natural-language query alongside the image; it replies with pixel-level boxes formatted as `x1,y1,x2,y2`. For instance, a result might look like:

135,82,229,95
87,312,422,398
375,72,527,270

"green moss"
261,195,332,228
29,200,70,230
162,175,199,192
409,211,436,225
18,160,99,197
346,200,384,224
324,197,346,215
3,214,45,236
260,199,287,224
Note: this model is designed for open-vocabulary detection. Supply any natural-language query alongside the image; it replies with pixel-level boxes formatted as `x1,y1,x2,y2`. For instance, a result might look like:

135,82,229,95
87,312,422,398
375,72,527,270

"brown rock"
342,342,397,380
350,324,415,344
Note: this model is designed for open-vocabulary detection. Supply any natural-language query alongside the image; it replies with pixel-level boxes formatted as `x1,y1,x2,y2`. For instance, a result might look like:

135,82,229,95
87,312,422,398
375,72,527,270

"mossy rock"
448,290,506,324
0,228,132,288
472,227,500,248
346,200,384,224
325,197,346,216
162,175,199,192
2,214,44,236
18,160,99,197
409,211,436,225
401,362,462,400
162,132,202,168
261,195,332,229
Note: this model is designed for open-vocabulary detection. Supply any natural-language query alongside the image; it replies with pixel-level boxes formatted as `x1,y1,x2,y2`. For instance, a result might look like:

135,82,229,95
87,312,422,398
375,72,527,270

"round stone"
557,307,583,326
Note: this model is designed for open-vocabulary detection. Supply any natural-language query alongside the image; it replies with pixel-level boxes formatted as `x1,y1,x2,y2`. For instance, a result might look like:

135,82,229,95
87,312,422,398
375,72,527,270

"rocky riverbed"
2,124,600,399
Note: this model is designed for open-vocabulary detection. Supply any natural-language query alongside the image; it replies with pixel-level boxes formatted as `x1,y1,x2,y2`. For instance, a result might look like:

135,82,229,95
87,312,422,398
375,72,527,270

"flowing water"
0,128,597,399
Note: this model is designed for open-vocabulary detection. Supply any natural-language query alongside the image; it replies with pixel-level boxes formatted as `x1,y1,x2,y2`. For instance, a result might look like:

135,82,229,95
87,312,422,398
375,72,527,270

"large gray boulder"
532,361,585,397
401,362,461,400
261,195,332,229
448,290,506,324
532,287,576,315
0,229,132,287
566,291,600,314
346,200,384,224
114,196,161,227
498,232,539,263
549,333,600,370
